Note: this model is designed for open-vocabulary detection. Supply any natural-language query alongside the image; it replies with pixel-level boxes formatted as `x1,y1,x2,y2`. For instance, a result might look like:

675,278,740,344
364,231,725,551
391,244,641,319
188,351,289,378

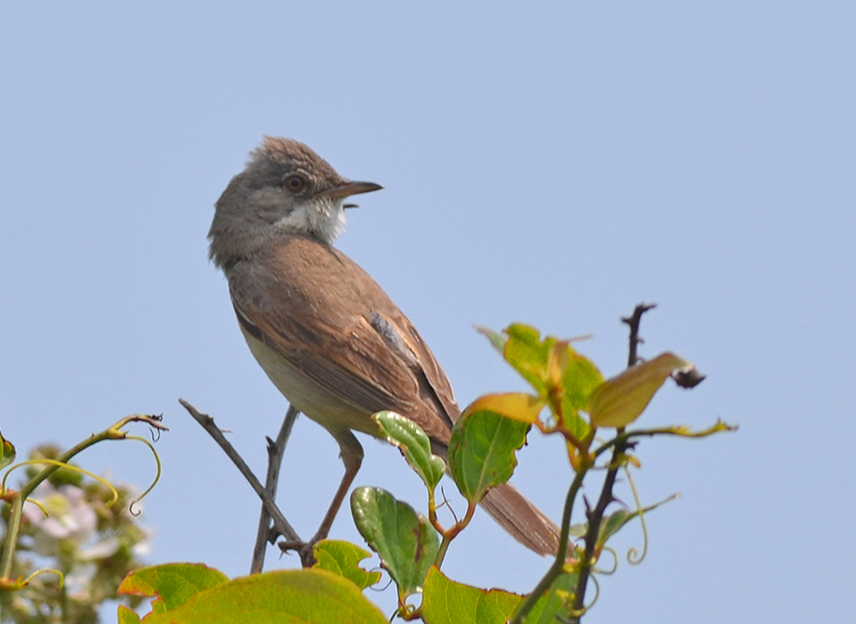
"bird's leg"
280,430,364,567
312,430,364,543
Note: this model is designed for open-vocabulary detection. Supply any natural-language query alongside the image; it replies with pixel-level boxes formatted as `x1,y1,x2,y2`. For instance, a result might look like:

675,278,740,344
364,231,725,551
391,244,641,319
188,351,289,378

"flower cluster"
1,445,151,624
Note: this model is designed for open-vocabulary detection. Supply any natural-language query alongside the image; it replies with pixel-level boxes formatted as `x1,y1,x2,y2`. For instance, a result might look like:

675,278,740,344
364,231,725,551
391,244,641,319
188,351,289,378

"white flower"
23,482,97,557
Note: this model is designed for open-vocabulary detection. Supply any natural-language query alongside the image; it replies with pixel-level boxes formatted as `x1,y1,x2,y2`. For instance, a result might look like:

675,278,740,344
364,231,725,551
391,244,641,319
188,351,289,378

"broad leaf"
373,411,445,491
478,324,601,440
448,409,529,503
350,487,439,599
422,567,521,624
499,323,554,396
313,540,381,590
117,605,141,624
588,352,692,428
461,393,544,425
118,563,229,612
558,348,603,440
130,569,387,624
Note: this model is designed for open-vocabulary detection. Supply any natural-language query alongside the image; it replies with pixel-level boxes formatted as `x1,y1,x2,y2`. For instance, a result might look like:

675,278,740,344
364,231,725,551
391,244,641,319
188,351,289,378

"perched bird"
209,137,560,556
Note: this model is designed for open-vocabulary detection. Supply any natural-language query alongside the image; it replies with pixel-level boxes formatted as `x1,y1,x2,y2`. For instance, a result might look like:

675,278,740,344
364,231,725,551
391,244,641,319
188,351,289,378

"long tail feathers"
479,482,560,556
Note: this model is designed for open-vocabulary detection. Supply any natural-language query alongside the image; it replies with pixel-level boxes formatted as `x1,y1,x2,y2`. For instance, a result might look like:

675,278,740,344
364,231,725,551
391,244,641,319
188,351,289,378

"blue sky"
2,3,854,622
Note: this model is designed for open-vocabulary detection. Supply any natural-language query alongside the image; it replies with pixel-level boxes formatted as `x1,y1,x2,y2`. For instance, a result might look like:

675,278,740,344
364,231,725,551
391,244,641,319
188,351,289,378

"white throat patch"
276,197,346,244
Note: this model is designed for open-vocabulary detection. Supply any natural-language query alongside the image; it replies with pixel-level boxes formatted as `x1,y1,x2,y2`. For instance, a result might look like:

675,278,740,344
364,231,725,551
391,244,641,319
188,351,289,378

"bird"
208,137,560,558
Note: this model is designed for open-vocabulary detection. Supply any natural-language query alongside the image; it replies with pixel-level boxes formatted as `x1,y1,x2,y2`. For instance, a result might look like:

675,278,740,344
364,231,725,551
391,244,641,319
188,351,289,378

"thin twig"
593,420,736,460
568,440,630,622
178,398,301,544
250,405,299,574
569,304,655,622
622,303,656,367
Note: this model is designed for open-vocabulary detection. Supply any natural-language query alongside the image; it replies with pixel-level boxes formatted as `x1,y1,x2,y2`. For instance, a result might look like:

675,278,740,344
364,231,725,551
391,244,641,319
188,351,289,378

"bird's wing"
228,236,458,444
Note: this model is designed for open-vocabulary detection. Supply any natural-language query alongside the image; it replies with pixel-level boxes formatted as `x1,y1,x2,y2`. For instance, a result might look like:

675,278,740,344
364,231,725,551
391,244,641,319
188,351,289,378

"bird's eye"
284,174,307,192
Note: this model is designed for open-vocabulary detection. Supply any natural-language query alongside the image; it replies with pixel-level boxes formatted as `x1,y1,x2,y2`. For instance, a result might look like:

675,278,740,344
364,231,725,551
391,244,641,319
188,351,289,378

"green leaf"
479,324,602,441
132,569,387,624
588,352,692,428
350,487,439,599
0,429,15,470
559,350,604,440
118,563,229,612
372,411,446,491
312,540,381,590
520,572,578,624
421,567,521,624
117,605,142,624
501,323,554,396
448,409,529,503
475,325,507,354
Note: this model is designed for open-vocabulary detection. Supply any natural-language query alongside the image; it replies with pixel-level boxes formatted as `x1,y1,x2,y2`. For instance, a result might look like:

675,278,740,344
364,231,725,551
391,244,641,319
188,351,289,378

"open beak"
322,180,382,210
324,180,383,199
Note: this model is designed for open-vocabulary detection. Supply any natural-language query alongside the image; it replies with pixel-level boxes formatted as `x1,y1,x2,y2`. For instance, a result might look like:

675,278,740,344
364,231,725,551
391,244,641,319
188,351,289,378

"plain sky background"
2,2,854,622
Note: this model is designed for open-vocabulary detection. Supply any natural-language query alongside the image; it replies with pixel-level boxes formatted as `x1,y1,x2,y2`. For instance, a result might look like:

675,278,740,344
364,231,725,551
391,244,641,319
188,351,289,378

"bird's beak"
323,180,383,200
323,180,383,210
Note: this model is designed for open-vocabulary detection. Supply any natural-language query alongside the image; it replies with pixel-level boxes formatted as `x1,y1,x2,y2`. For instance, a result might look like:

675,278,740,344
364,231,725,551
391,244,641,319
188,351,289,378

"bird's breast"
239,322,382,439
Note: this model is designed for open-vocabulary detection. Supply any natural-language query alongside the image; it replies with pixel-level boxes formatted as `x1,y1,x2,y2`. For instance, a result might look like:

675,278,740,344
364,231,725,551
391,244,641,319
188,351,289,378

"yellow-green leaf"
461,393,544,424
118,563,229,612
558,348,603,440
501,324,554,396
588,352,691,428
313,540,381,590
422,567,521,624
479,324,601,440
117,605,142,624
134,569,387,624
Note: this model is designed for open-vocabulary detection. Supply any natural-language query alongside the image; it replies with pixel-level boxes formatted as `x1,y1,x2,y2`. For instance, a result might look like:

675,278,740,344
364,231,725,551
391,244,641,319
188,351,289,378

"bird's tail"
479,482,560,556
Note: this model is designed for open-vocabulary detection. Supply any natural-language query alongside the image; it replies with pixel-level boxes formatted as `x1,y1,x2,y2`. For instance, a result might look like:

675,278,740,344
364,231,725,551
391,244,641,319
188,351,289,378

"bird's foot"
278,538,320,568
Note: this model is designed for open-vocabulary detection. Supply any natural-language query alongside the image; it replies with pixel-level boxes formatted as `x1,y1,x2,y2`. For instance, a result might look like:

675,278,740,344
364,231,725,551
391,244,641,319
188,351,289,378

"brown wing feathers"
231,234,562,556
230,236,458,442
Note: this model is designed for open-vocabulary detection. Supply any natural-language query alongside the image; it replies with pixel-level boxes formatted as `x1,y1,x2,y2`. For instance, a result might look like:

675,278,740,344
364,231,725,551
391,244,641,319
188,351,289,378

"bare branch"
571,304,655,621
178,398,301,545
250,405,299,573
621,303,657,368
